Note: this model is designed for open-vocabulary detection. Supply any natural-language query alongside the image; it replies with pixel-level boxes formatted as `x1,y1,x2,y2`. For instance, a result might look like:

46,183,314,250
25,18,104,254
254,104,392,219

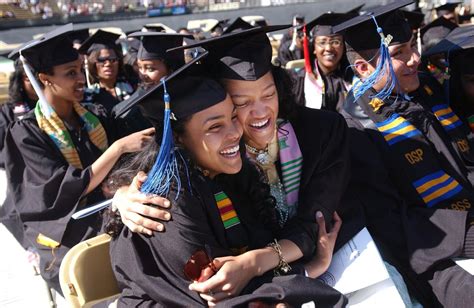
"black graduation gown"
0,103,116,292
280,105,350,259
293,64,349,112
277,39,303,67
341,90,474,307
110,160,347,307
0,98,36,168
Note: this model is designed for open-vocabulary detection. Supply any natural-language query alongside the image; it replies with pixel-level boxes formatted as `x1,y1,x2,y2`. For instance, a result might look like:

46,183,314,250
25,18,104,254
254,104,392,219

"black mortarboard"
435,2,460,14
346,4,365,15
305,12,356,37
143,25,167,33
210,19,230,33
128,32,192,69
420,16,458,51
334,0,414,51
222,17,254,34
78,29,121,55
423,25,474,57
402,9,425,30
69,28,90,45
13,23,79,72
451,48,474,74
459,13,474,23
114,51,210,118
168,25,290,81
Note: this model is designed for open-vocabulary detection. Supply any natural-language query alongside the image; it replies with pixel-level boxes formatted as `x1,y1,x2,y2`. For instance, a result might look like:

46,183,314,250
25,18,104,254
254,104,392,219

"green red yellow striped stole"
467,115,474,133
214,191,240,229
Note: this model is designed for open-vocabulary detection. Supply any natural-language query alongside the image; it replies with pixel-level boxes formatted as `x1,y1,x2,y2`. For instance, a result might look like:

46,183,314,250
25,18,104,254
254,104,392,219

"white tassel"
19,53,49,111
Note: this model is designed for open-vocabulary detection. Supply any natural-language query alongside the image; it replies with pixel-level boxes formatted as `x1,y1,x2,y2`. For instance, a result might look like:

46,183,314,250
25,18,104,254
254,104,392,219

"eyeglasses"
315,39,342,48
96,57,118,65
183,249,217,282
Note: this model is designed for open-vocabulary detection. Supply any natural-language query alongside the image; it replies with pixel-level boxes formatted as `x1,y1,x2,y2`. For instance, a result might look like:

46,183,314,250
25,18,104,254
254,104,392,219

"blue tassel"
352,16,408,104
141,79,182,199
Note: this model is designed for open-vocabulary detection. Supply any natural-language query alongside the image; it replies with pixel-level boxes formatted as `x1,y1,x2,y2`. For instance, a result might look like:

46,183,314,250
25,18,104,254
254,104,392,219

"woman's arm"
85,127,155,194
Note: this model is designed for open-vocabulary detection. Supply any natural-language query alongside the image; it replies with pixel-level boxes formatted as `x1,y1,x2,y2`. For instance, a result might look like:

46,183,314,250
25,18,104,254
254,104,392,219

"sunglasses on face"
183,249,217,282
96,57,118,65
315,39,342,48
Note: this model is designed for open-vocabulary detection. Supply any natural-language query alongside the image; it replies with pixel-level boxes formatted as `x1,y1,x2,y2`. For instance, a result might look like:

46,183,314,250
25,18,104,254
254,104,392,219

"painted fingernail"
316,211,323,218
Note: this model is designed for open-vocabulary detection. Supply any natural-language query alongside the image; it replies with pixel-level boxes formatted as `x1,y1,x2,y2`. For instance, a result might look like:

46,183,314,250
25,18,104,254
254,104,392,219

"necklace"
245,144,271,165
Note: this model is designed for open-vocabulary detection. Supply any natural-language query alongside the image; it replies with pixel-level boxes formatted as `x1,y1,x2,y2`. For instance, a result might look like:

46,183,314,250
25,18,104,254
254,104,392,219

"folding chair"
59,234,119,308
285,59,305,70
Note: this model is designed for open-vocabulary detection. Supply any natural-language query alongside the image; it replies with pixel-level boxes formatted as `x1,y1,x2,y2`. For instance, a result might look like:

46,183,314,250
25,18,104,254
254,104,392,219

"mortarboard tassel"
353,15,403,103
141,78,182,199
19,52,50,113
303,25,313,74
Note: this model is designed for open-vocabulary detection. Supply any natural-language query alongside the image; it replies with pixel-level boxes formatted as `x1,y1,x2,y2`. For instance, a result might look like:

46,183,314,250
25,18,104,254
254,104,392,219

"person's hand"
113,171,171,235
115,127,155,154
304,211,342,278
189,254,257,306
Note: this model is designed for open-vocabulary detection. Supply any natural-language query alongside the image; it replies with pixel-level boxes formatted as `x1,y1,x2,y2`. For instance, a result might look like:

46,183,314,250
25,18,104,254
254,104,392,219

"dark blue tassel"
141,79,181,199
352,15,407,103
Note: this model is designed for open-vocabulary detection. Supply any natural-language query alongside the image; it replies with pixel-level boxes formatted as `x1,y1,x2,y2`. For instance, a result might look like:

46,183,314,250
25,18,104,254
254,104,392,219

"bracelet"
267,239,292,276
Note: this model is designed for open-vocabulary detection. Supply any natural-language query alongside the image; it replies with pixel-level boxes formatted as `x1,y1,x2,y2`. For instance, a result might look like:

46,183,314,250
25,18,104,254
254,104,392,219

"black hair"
8,59,38,103
87,47,125,84
449,50,474,119
103,113,192,237
271,65,298,123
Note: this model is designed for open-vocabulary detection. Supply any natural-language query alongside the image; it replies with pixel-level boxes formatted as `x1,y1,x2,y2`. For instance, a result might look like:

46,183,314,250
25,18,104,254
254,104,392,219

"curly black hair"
8,59,38,103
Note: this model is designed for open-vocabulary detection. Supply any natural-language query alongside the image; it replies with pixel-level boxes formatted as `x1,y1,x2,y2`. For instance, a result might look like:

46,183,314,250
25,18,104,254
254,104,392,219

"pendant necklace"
245,143,271,165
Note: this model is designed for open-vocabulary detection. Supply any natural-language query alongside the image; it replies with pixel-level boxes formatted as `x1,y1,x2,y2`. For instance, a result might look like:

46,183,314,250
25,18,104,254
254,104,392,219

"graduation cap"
402,9,425,30
168,25,290,81
423,25,474,57
420,17,458,51
210,19,230,33
334,0,414,102
459,13,474,24
13,23,79,72
334,0,414,51
78,29,121,55
128,32,192,69
69,28,90,46
346,3,365,15
305,12,357,37
222,17,254,34
435,1,461,14
143,25,167,33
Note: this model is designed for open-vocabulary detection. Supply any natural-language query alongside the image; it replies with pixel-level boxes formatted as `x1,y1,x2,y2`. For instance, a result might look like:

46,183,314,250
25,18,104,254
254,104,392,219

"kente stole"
359,93,474,211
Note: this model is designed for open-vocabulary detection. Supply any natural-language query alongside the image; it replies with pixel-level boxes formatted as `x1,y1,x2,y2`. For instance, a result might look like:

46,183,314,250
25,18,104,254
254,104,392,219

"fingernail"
156,225,164,231
164,200,170,208
164,213,171,220
316,211,323,218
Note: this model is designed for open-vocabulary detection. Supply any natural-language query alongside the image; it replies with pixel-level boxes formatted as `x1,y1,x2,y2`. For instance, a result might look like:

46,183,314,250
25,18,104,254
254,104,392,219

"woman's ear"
38,73,51,86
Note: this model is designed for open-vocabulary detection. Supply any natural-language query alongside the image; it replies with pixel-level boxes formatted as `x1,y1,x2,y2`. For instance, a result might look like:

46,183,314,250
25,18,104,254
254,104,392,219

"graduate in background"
337,1,474,306
293,12,355,111
434,1,461,24
420,16,458,86
0,58,38,168
0,24,154,293
106,55,344,306
79,30,136,114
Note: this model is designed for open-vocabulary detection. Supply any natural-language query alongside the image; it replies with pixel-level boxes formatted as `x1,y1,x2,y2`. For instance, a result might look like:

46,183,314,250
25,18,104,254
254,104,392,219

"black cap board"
128,32,192,68
78,29,121,55
435,2,461,13
423,24,474,57
13,23,79,72
346,4,365,15
114,50,210,118
143,25,167,32
168,25,290,81
305,12,357,37
451,48,474,75
69,28,90,45
420,16,458,52
210,19,231,33
334,0,414,51
222,17,254,34
402,9,425,30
